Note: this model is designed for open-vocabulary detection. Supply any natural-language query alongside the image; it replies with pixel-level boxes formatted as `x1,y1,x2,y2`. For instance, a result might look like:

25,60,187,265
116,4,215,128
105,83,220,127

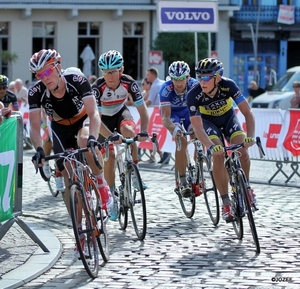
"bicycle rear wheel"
116,161,128,230
70,184,99,278
90,182,110,262
128,163,147,240
199,156,220,226
238,170,260,253
175,167,195,218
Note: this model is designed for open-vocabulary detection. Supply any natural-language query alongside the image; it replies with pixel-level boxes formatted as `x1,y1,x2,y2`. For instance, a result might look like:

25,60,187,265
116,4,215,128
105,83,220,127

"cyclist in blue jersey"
159,61,198,197
187,58,256,223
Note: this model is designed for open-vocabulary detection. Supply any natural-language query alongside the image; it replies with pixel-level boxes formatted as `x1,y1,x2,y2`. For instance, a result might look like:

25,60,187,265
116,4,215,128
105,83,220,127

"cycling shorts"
51,116,88,171
171,109,192,132
98,106,135,143
202,110,245,143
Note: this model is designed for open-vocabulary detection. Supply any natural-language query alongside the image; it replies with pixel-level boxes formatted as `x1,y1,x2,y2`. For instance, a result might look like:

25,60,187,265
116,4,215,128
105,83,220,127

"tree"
1,50,18,64
153,32,208,76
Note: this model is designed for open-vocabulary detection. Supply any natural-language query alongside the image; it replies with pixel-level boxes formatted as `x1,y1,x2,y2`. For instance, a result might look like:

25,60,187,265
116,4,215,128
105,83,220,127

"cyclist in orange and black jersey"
187,58,256,223
92,50,149,193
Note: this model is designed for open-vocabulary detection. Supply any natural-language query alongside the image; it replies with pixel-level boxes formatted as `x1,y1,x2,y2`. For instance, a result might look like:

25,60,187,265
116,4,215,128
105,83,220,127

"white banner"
277,4,295,25
157,0,218,32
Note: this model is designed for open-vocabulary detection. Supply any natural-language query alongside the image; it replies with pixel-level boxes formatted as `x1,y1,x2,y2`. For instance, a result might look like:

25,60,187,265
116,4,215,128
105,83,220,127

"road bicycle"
214,132,265,253
109,133,159,241
175,129,219,225
35,142,109,278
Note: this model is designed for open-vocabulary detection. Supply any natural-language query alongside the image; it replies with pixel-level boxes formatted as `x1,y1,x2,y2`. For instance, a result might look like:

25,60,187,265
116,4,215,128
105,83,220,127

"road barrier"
129,106,300,187
0,112,49,252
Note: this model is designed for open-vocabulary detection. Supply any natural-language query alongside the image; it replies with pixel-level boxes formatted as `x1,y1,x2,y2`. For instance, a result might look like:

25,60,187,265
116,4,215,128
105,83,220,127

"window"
78,22,100,77
0,22,9,76
123,22,144,80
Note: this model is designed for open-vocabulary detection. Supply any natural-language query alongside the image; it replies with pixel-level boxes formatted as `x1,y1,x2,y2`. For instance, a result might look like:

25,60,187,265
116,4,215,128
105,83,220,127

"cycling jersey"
187,77,246,141
187,77,246,118
92,74,144,116
159,77,198,111
28,74,93,124
0,90,19,110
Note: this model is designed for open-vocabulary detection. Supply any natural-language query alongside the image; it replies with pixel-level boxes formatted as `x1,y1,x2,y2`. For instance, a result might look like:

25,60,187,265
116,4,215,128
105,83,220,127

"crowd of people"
0,48,259,256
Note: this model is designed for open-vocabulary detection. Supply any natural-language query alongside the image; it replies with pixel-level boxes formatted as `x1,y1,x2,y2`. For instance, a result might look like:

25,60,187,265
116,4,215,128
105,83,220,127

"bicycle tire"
200,155,220,226
175,167,196,218
70,184,99,278
238,169,260,253
128,163,147,240
116,161,128,230
47,164,60,197
90,181,110,262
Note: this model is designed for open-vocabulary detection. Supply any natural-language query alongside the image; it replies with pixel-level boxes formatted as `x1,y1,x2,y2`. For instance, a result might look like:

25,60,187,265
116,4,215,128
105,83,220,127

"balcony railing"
232,5,300,24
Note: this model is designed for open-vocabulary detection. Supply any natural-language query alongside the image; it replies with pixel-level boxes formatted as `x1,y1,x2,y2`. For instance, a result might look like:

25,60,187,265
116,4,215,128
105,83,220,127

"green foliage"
153,32,208,66
1,50,18,64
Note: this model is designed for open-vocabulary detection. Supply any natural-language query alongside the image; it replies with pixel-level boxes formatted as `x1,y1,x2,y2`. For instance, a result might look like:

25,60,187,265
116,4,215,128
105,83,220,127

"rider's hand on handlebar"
172,126,183,138
208,144,224,155
244,137,255,148
32,146,45,168
137,130,149,141
87,135,101,150
108,132,123,144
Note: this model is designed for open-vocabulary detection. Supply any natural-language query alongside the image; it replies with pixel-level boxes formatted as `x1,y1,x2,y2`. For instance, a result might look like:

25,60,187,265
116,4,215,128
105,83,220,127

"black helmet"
0,75,9,86
195,58,224,76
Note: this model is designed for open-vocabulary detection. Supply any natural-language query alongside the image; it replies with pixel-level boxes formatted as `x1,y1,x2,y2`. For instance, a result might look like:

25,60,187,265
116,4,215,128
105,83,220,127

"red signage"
149,51,163,65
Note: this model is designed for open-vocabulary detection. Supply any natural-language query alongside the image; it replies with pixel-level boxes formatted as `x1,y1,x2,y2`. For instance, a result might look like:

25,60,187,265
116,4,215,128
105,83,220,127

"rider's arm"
29,109,43,149
136,103,149,132
237,99,255,138
161,105,176,133
84,96,101,139
190,115,215,149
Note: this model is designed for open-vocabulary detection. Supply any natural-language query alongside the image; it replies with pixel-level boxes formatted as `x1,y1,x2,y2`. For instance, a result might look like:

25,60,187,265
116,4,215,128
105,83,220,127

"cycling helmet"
29,49,61,73
195,58,224,76
0,75,9,86
168,61,190,78
98,50,123,70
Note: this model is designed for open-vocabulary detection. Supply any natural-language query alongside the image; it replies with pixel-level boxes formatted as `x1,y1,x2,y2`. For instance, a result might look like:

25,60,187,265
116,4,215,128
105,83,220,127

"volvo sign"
157,1,218,32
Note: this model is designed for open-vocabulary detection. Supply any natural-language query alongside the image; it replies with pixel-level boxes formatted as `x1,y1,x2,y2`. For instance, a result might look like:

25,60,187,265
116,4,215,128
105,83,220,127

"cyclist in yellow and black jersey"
187,58,256,223
0,75,19,110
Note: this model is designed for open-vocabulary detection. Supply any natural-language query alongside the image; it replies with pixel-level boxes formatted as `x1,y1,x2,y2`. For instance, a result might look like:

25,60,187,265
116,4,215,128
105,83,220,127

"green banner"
0,117,17,222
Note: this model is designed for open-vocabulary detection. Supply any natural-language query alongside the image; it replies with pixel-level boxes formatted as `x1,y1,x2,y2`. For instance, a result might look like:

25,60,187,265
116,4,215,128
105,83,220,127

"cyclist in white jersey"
92,50,149,193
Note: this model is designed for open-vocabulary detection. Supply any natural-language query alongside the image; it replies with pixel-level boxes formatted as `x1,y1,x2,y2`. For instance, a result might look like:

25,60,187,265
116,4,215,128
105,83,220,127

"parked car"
251,66,300,109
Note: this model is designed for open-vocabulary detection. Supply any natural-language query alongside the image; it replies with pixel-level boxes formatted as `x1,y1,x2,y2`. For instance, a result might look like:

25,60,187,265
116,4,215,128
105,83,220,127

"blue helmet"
98,50,123,70
195,58,224,76
168,61,190,78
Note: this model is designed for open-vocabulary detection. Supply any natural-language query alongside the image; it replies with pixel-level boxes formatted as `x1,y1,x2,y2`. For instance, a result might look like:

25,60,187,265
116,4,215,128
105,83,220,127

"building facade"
1,0,299,97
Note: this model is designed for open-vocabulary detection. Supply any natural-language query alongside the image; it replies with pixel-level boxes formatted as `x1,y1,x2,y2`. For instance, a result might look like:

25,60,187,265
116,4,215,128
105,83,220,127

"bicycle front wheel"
238,170,260,253
70,184,99,278
175,167,195,219
128,163,147,240
47,161,60,197
199,156,220,226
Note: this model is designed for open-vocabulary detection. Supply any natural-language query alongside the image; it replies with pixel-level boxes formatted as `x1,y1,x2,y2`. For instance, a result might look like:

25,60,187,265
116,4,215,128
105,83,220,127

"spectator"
0,101,12,125
15,78,28,107
248,80,265,100
290,81,300,108
145,67,171,164
0,75,19,111
25,79,31,89
8,81,16,93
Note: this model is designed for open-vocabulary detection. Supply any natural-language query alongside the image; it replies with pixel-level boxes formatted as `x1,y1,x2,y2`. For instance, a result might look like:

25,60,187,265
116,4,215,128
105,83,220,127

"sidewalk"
0,221,61,289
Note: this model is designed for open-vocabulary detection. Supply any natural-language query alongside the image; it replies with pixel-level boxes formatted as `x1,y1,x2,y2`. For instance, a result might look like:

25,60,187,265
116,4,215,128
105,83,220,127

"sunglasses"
172,75,187,81
142,81,151,85
0,86,7,90
102,68,121,76
36,65,57,80
197,75,215,82
293,85,300,88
